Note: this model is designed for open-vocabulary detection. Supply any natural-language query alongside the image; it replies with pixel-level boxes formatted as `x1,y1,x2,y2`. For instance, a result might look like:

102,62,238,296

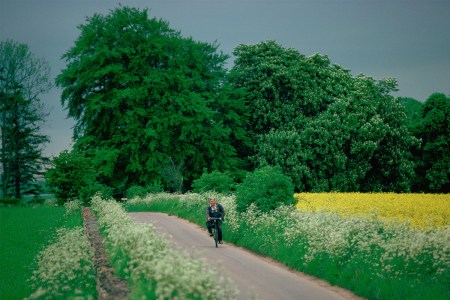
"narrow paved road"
130,212,362,300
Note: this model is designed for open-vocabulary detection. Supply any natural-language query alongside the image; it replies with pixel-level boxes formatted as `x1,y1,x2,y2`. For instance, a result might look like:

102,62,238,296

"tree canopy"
229,41,416,192
56,7,248,194
47,8,446,198
229,41,355,135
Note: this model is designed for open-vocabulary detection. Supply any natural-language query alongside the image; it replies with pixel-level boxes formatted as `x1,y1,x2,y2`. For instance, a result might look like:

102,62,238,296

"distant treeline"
36,7,449,201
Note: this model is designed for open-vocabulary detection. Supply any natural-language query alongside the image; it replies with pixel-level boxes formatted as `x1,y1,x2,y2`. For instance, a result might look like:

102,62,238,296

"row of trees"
49,6,449,200
2,6,448,200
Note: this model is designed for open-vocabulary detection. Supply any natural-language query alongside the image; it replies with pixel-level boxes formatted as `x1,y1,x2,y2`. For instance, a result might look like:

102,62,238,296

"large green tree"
230,41,416,192
0,40,51,198
229,41,354,135
56,7,247,193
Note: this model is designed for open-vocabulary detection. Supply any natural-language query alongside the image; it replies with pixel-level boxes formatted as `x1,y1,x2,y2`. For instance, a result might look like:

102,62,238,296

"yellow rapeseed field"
295,193,450,229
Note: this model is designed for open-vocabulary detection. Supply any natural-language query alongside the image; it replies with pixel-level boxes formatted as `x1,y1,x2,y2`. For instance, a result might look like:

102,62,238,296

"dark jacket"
206,204,225,219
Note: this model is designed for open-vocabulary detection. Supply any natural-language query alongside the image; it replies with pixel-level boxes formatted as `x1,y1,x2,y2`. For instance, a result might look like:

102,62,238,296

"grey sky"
1,0,449,158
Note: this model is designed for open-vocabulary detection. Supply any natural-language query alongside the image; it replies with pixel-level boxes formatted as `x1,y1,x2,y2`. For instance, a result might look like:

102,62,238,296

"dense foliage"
0,40,52,198
399,93,450,192
192,170,235,194
229,41,353,134
410,93,449,192
235,166,295,212
56,7,248,194
45,150,112,203
229,41,416,192
44,6,448,197
125,185,161,199
398,97,423,130
45,151,93,203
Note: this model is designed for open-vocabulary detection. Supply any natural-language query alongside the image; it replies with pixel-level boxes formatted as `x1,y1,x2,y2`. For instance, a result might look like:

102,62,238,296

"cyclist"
206,198,225,244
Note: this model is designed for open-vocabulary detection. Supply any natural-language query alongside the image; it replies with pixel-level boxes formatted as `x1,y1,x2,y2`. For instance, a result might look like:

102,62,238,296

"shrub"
26,196,45,205
192,170,235,194
0,197,21,206
125,182,164,199
45,150,96,203
79,183,113,204
147,180,163,193
126,185,148,199
235,166,295,213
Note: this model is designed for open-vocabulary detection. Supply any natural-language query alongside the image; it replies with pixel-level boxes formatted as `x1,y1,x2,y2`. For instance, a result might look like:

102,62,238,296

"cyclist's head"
209,198,216,206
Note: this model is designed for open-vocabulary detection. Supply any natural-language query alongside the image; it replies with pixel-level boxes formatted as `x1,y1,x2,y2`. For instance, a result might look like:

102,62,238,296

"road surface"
130,212,362,300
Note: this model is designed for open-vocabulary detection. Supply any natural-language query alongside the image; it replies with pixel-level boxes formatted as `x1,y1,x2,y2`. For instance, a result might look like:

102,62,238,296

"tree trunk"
14,165,20,198
1,131,10,197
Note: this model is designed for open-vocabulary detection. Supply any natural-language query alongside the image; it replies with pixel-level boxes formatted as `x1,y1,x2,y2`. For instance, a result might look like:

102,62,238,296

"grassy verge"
125,192,450,300
0,204,81,299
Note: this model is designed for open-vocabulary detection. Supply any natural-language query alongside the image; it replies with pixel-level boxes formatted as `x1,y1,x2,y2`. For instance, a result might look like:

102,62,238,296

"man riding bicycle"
206,198,225,244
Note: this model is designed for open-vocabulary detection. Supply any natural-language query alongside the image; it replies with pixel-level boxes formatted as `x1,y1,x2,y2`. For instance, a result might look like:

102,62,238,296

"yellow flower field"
295,193,450,229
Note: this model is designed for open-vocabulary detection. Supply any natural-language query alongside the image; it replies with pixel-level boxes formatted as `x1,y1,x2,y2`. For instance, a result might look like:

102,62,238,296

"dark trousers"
206,220,222,241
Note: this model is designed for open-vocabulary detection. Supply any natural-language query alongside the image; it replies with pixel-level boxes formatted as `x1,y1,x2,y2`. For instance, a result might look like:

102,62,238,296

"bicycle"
209,217,222,247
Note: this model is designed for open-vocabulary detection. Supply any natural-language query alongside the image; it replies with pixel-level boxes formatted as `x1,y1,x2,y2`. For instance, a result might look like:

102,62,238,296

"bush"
147,180,164,193
192,170,235,194
235,166,295,213
0,197,21,206
27,196,45,205
45,150,96,203
125,182,163,200
79,183,113,204
126,185,148,199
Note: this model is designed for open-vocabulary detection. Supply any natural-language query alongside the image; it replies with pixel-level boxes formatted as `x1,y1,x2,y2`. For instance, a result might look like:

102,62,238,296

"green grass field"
0,205,82,299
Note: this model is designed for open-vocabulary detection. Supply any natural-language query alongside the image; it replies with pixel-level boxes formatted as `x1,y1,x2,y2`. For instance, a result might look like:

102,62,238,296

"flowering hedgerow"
128,192,241,233
91,195,238,300
26,227,96,299
127,192,450,287
64,199,83,216
275,206,450,281
177,192,241,233
26,199,96,299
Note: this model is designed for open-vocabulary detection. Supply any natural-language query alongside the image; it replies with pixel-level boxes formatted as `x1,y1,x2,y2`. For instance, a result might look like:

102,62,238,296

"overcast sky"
1,0,449,158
